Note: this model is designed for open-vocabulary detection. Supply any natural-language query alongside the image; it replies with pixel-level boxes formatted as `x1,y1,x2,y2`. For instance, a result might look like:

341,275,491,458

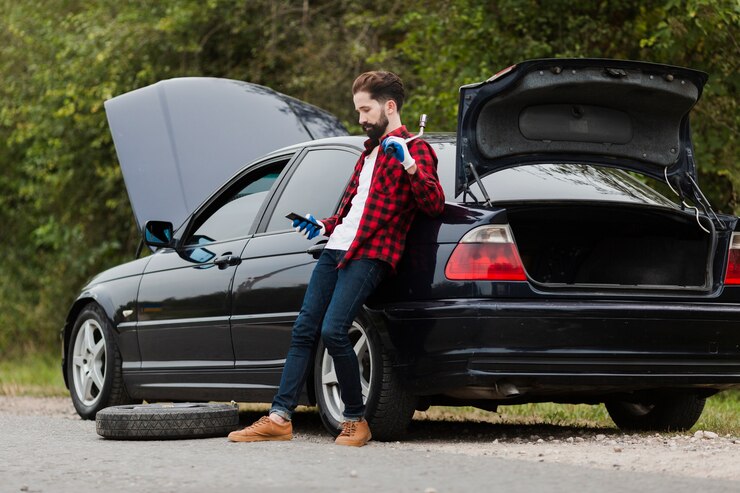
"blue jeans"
270,249,388,421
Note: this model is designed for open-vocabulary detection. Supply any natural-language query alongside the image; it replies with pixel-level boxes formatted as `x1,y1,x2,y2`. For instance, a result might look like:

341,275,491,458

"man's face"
353,91,389,141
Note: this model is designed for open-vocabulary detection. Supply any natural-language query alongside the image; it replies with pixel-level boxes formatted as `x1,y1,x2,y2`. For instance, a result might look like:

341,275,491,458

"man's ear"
385,99,397,114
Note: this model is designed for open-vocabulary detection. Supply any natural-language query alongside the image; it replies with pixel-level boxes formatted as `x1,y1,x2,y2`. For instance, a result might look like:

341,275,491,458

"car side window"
265,149,357,232
186,159,290,245
432,142,457,199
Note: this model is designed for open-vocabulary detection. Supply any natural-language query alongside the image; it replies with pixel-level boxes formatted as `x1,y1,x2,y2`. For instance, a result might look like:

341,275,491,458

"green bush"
1,0,737,355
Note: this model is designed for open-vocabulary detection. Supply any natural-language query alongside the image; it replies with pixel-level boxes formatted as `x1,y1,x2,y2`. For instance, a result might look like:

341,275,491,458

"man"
228,71,445,446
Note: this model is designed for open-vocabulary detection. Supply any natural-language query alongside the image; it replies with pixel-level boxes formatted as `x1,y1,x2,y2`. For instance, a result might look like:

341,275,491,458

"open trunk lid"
456,58,709,200
105,77,348,232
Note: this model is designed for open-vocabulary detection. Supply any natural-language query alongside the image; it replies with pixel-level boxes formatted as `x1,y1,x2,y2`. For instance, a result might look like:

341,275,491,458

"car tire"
96,403,239,439
605,393,706,431
313,313,417,441
67,303,134,419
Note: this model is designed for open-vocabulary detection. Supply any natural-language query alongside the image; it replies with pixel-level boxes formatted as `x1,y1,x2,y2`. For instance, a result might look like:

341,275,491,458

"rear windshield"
432,142,678,208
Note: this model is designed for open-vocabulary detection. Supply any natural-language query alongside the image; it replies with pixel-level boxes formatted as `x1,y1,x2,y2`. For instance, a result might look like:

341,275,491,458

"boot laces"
246,415,272,430
339,421,358,437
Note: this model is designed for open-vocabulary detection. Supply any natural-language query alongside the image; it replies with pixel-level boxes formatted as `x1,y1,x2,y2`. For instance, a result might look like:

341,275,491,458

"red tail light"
725,233,740,285
445,225,527,281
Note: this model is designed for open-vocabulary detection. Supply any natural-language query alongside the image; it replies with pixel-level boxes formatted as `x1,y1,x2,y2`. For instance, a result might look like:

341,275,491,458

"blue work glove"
292,213,325,240
382,136,416,170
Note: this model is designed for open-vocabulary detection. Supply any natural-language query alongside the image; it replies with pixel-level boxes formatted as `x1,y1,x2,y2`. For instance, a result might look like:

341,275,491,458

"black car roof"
261,132,457,157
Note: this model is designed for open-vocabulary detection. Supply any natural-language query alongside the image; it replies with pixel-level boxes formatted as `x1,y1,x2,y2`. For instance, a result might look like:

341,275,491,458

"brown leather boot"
228,415,292,442
335,419,372,447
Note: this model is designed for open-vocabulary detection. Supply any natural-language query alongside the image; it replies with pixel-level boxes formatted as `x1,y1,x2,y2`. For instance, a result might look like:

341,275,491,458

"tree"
0,0,737,355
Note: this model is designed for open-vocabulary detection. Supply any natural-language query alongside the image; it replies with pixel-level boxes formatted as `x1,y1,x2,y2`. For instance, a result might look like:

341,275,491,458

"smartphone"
286,212,320,227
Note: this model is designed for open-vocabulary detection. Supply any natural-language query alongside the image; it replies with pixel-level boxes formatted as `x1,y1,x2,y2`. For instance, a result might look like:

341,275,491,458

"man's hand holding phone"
286,212,325,240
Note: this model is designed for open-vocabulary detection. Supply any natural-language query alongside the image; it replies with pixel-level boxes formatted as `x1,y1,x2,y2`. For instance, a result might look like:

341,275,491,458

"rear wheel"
605,393,706,431
67,303,133,419
313,314,416,441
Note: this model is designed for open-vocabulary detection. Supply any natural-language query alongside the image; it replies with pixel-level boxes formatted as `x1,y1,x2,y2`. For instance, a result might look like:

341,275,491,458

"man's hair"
352,71,405,112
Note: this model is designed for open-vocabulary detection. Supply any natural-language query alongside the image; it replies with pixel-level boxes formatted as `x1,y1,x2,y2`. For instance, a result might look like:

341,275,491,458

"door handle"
214,254,242,269
306,242,326,260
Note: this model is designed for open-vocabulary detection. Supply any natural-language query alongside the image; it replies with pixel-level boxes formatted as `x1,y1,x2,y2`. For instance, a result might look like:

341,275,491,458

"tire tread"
96,404,239,440
368,347,417,441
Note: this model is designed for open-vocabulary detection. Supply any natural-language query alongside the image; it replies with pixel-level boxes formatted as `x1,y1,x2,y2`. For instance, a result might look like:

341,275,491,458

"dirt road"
1,397,738,492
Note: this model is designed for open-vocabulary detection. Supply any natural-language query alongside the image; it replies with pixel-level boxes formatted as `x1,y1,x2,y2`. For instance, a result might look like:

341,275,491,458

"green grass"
2,354,737,435
416,391,740,436
692,390,740,435
0,352,67,397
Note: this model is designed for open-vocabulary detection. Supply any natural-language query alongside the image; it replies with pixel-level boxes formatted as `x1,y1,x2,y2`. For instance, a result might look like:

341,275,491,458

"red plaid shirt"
321,125,445,270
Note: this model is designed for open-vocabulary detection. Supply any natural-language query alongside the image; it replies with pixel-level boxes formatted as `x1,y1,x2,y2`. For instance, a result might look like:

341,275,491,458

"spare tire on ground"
96,403,239,440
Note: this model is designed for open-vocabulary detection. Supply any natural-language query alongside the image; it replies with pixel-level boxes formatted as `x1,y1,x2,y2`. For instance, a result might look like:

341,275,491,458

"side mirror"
143,221,174,248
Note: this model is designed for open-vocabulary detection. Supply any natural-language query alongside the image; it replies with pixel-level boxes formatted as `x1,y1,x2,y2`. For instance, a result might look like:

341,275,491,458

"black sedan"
62,59,740,440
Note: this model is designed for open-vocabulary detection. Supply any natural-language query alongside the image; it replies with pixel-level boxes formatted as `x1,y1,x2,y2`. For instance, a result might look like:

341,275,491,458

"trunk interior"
507,204,713,290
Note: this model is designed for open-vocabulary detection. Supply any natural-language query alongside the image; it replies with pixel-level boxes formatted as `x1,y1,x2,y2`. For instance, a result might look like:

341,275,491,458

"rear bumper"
373,299,740,397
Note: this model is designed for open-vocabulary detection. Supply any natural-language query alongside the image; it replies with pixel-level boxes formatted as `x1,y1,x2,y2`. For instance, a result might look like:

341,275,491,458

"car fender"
61,276,143,388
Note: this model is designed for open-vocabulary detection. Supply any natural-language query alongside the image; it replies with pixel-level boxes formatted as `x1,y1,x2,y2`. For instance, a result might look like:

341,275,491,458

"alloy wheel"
71,318,107,406
318,321,373,423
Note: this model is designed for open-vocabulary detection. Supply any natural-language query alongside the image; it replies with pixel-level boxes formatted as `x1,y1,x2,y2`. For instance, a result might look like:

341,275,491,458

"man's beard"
363,110,389,141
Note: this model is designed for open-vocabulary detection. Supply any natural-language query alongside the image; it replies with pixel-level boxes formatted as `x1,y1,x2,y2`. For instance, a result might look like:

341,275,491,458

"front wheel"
605,392,706,432
313,314,416,441
67,303,133,419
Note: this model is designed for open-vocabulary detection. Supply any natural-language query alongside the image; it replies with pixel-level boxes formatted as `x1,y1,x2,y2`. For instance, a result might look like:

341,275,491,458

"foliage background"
0,0,738,356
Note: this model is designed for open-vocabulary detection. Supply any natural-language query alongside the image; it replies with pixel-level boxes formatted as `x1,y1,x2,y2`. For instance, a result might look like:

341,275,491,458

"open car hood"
105,77,348,232
456,59,708,198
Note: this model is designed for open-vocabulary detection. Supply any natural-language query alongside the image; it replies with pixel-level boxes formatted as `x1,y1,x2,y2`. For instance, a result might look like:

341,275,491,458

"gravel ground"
2,396,738,483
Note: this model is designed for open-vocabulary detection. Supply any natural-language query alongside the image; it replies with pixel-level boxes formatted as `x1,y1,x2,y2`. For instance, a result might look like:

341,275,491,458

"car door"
136,156,292,371
230,146,360,383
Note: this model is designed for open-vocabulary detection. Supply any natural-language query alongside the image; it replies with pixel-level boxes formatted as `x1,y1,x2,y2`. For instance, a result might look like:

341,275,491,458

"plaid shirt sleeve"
319,125,445,271
406,138,445,217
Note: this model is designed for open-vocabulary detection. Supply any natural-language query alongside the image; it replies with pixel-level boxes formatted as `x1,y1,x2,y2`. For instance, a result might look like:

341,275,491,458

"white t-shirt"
325,147,379,251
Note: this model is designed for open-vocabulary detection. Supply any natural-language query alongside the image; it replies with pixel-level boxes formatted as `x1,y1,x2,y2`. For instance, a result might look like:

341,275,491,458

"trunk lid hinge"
664,148,724,234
